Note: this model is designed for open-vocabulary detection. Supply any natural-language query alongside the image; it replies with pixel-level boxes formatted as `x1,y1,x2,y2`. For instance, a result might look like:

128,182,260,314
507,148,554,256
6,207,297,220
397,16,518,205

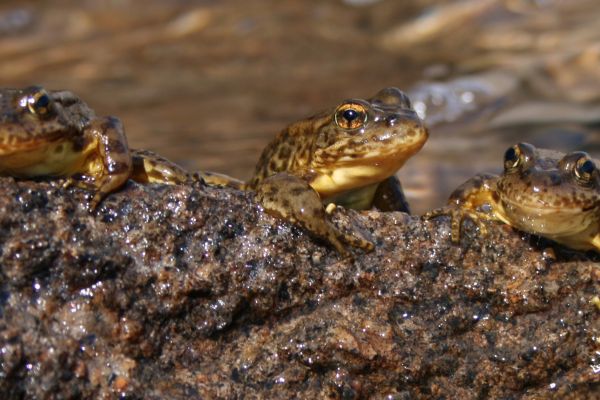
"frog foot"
325,203,375,253
130,149,191,185
255,173,374,256
62,172,121,210
197,171,246,190
424,206,493,243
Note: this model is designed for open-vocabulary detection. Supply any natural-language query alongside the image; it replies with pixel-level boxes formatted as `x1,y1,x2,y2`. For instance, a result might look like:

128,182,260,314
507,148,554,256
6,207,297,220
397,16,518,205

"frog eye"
503,145,521,171
573,157,596,184
24,89,52,116
334,103,367,130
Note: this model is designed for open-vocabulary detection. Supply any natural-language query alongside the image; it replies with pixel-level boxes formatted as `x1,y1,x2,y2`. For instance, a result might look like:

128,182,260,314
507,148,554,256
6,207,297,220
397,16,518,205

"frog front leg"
255,173,374,256
424,173,501,242
65,116,132,209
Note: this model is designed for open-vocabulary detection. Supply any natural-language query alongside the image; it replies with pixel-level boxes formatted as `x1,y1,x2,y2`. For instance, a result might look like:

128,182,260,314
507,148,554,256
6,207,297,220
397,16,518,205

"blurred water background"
1,0,598,213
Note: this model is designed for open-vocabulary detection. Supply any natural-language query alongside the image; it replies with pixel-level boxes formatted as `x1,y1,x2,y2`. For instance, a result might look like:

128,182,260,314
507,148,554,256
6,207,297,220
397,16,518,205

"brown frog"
426,142,600,252
0,86,189,208
201,87,429,254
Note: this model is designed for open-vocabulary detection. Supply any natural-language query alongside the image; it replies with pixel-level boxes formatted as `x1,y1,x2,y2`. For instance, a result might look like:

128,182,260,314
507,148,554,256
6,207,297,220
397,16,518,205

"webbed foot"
255,173,374,256
424,206,493,243
130,149,191,185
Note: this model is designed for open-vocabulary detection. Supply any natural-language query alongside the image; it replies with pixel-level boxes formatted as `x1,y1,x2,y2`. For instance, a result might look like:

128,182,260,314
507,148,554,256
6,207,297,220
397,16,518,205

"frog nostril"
550,174,562,186
385,115,398,126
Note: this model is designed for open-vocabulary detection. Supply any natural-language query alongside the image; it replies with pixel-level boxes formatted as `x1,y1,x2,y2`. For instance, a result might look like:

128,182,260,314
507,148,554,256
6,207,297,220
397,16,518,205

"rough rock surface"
0,177,598,399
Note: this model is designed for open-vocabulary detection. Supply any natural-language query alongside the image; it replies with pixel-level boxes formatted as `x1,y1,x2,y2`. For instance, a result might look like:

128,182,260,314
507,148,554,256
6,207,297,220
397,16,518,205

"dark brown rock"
0,177,598,399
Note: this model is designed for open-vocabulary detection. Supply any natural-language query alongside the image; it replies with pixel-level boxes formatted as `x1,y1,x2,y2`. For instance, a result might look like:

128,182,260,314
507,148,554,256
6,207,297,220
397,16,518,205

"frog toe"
62,176,77,189
338,232,374,252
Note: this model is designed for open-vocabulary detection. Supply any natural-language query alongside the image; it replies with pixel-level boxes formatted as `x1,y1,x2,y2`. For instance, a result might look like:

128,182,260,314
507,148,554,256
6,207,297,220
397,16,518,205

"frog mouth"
332,135,426,166
502,201,583,218
310,142,424,198
498,196,597,235
498,192,596,214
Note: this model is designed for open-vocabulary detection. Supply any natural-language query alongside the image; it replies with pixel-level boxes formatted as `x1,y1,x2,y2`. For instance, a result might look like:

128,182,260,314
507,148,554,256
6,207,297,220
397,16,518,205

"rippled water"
1,0,598,213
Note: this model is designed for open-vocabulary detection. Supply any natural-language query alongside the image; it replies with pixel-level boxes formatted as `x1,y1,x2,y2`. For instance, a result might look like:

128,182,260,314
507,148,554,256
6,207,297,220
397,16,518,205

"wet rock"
0,177,597,399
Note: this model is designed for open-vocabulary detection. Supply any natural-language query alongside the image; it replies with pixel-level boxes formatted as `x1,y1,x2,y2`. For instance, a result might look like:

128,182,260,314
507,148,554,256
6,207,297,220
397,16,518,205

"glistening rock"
0,177,597,399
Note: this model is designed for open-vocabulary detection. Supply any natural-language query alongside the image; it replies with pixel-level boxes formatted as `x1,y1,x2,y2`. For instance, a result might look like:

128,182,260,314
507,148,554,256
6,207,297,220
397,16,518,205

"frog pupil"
504,147,517,164
35,94,50,110
343,109,358,122
579,160,595,175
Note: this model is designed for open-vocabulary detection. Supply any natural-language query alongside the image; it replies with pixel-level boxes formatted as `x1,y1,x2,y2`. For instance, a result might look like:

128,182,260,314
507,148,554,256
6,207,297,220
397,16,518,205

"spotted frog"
202,87,428,254
0,86,189,208
426,143,600,252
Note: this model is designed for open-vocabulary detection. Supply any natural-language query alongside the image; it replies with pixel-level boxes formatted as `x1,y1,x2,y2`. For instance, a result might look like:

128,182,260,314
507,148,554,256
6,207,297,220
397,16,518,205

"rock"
0,177,597,399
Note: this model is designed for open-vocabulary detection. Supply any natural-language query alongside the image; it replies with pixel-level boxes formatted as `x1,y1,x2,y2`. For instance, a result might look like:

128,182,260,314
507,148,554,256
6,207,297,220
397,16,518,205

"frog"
0,86,190,209
425,142,600,252
201,87,429,255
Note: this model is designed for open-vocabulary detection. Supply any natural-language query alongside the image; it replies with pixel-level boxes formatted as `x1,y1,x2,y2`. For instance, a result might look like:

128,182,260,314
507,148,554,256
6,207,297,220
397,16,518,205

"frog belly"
0,141,89,177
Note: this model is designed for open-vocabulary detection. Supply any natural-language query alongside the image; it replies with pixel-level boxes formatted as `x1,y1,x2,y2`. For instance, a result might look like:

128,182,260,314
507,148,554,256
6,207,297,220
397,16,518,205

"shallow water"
0,0,598,213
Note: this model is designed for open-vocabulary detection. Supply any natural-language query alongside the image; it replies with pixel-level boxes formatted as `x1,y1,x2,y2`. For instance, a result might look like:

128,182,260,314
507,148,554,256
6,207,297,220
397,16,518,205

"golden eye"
574,156,596,184
25,88,52,116
334,103,367,130
503,145,521,172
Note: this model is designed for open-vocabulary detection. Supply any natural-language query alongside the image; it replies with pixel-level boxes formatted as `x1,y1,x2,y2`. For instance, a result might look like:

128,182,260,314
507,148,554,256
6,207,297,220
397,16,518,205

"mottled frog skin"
203,87,428,254
0,86,189,208
427,143,600,252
